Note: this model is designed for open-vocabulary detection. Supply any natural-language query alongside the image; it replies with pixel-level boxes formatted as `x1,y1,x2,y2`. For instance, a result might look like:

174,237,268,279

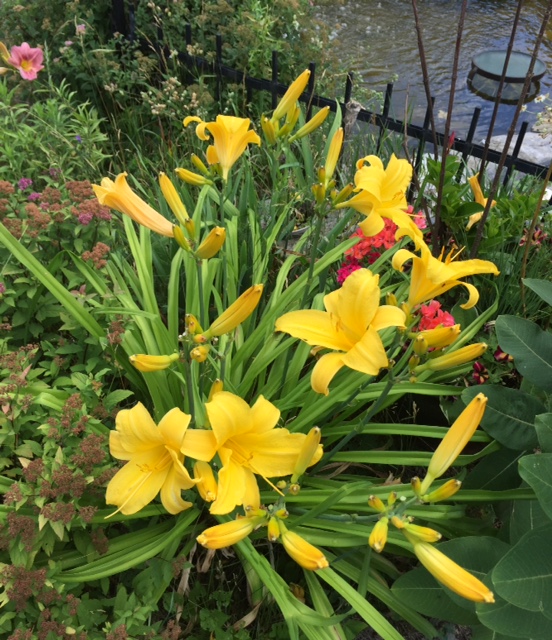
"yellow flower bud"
195,227,226,259
268,516,281,542
197,515,265,549
420,393,487,495
409,354,421,371
386,292,398,307
190,345,210,363
291,426,322,483
193,461,218,502
261,116,278,144
312,183,326,204
278,105,301,138
173,225,191,251
423,479,462,503
0,42,9,63
175,167,213,187
403,522,442,543
208,378,224,401
203,285,263,339
368,495,386,512
279,524,329,571
413,335,428,356
411,476,422,496
272,69,310,121
159,172,190,226
185,313,203,335
416,324,461,349
183,218,196,239
331,183,354,206
417,343,487,373
324,127,344,185
288,106,330,142
129,353,179,372
404,533,494,603
190,154,211,176
390,515,406,529
369,517,389,553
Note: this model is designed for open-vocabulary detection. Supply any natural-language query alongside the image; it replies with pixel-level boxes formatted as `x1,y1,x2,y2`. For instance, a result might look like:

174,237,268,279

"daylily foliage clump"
1,68,511,638
88,70,501,633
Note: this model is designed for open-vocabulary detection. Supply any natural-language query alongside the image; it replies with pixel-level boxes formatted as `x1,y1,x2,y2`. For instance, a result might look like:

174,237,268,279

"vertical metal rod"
479,0,524,179
271,51,278,111
376,83,393,154
470,0,552,257
503,120,528,184
456,106,481,182
306,62,316,120
411,0,439,160
433,0,469,253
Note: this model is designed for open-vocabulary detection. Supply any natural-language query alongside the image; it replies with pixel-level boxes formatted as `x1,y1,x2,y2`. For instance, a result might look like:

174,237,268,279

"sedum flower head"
393,234,499,310
93,173,175,237
276,269,406,395
184,115,260,181
106,403,196,515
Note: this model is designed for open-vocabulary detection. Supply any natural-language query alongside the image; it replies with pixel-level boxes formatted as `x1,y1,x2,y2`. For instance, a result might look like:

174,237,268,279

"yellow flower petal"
160,464,194,514
311,352,345,396
210,454,250,515
341,325,389,376
180,429,218,462
275,310,352,352
157,407,192,451
93,173,174,237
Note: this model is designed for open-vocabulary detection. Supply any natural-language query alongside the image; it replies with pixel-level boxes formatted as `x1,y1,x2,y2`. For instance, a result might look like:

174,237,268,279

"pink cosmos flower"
7,43,44,80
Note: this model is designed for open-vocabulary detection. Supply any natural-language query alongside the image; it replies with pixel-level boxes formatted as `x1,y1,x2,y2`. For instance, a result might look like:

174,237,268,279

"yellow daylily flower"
392,235,499,310
275,269,406,395
129,353,179,372
199,391,323,515
201,284,263,339
279,522,329,571
336,154,420,240
195,226,226,259
106,403,196,515
272,69,311,122
93,173,175,237
197,515,266,549
404,532,494,603
420,393,487,494
467,173,496,230
184,115,261,181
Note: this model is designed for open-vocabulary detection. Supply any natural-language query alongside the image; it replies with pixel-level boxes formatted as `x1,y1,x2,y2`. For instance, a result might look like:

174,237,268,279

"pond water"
315,0,552,138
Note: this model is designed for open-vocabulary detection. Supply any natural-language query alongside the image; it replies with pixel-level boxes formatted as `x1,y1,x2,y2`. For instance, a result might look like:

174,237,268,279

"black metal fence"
110,0,549,184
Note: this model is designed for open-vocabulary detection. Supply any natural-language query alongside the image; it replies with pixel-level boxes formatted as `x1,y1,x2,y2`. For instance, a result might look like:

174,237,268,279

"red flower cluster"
417,300,456,331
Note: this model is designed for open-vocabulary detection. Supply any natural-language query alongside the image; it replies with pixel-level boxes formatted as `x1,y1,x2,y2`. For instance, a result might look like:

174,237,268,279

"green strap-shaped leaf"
523,279,552,306
0,222,105,339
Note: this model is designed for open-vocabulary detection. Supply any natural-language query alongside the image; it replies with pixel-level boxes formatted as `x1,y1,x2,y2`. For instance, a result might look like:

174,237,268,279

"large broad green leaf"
492,524,552,616
535,414,552,453
463,385,544,450
477,590,552,639
495,316,552,393
435,537,510,613
463,448,526,491
508,499,550,545
471,624,527,640
523,279,552,306
391,567,478,625
519,454,552,519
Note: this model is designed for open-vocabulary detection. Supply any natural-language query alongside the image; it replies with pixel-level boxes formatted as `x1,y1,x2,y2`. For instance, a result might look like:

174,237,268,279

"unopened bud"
173,225,191,251
291,426,322,483
129,353,179,372
195,227,226,259
368,495,386,512
190,345,210,363
423,479,462,503
267,517,281,542
413,335,429,356
369,517,389,553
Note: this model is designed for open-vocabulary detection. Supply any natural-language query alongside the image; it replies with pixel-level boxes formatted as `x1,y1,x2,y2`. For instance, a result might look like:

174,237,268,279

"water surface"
316,0,552,137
